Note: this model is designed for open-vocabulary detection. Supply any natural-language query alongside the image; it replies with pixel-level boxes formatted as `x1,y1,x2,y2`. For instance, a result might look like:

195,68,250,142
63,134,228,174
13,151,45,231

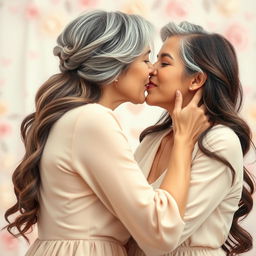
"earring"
114,78,119,87
189,86,193,90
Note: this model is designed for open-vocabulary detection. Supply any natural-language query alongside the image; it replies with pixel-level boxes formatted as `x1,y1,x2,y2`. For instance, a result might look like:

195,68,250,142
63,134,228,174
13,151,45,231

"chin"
146,97,173,111
130,97,145,104
145,95,158,106
134,94,146,104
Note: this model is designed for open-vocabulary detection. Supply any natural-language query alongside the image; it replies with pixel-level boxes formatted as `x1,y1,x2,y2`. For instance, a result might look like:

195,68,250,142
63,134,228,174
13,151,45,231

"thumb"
174,90,183,112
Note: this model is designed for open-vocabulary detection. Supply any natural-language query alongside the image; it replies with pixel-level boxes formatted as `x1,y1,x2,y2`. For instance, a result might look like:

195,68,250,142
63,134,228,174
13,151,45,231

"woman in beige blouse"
4,11,209,256
127,21,255,256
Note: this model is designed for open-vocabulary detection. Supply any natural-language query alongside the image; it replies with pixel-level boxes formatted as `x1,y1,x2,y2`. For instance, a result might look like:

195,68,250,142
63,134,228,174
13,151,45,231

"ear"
188,72,207,91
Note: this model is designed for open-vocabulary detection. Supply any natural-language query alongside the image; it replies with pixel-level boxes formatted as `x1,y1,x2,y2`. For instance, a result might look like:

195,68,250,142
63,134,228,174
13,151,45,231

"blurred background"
0,0,255,255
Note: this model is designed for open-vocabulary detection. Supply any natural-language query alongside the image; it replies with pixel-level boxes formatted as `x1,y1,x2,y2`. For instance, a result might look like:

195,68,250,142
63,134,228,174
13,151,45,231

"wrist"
173,135,195,151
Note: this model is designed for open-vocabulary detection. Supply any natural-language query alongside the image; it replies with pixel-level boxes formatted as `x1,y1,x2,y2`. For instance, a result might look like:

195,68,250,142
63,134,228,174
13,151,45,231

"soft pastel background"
0,0,255,255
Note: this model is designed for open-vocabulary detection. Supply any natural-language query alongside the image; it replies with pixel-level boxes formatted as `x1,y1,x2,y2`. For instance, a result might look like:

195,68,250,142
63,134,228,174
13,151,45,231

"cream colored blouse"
127,125,243,256
25,104,185,256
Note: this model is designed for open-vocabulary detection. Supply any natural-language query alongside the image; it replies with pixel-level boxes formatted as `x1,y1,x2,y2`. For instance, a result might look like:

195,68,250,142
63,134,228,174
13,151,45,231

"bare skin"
158,89,209,216
99,48,209,217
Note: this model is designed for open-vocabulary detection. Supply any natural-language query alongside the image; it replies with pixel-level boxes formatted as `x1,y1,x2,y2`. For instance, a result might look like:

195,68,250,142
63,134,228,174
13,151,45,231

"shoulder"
203,124,242,152
77,103,118,121
199,124,243,177
73,103,122,132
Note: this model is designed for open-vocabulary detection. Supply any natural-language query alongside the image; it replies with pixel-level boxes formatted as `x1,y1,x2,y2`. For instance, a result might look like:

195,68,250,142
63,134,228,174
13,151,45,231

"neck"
98,98,122,110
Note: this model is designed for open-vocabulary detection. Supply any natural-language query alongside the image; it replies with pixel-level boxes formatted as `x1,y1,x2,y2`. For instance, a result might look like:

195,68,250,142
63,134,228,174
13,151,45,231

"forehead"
159,36,182,55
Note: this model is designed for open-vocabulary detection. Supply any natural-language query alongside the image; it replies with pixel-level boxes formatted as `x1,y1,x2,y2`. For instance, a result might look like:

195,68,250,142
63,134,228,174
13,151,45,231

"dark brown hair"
141,23,255,255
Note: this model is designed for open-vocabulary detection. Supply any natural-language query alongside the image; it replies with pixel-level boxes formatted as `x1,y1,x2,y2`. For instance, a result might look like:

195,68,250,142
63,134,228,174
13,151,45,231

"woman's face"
114,48,153,104
146,36,194,113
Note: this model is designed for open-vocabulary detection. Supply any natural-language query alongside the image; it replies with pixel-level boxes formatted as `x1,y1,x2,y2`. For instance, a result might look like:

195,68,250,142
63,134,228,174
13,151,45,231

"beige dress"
25,103,185,256
128,125,243,256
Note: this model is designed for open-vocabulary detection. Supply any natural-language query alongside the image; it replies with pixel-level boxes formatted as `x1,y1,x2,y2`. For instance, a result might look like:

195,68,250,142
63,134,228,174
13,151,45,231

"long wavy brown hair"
4,10,154,242
4,71,100,241
141,23,255,255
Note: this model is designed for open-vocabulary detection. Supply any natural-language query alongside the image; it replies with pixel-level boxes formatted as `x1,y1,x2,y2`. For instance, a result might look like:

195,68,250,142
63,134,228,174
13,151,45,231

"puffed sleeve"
71,104,185,256
176,125,244,246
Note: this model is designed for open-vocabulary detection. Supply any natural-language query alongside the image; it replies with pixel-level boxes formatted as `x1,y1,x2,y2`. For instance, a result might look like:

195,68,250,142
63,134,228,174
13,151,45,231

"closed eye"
161,62,170,67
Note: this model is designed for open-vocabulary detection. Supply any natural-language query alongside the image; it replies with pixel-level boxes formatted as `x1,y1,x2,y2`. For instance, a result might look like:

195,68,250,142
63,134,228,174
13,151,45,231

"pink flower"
244,12,256,22
51,0,61,4
0,122,11,137
0,78,6,87
78,0,99,8
0,231,18,251
165,0,189,19
28,50,40,60
8,5,20,15
224,24,249,51
0,57,12,67
26,3,40,20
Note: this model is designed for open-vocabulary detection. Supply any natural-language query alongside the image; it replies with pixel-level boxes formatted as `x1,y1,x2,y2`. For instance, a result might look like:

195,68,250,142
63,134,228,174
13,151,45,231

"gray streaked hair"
53,10,154,84
160,21,208,74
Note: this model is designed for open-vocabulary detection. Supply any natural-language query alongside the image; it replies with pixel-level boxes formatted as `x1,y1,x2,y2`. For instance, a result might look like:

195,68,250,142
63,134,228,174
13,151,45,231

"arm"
72,105,184,255
160,90,210,216
160,136,193,217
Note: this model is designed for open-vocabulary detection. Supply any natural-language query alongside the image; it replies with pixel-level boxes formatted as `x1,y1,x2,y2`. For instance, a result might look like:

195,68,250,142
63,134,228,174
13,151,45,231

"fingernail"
176,90,180,97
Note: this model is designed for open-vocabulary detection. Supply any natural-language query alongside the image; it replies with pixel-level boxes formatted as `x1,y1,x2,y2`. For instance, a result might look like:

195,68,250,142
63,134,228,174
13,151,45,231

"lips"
146,81,157,90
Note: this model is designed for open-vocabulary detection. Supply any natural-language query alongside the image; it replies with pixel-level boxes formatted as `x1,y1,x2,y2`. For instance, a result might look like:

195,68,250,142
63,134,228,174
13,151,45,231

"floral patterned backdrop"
0,0,255,255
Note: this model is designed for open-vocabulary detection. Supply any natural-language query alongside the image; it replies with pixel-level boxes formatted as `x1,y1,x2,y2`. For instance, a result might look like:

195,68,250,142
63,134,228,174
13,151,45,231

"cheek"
158,79,177,101
158,68,172,82
126,65,148,83
130,67,149,90
159,71,190,97
146,72,183,107
146,88,176,108
117,74,146,103
136,66,149,82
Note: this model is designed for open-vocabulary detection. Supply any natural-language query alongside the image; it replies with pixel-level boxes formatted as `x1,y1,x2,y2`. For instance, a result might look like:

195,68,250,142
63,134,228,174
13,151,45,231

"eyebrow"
157,53,174,60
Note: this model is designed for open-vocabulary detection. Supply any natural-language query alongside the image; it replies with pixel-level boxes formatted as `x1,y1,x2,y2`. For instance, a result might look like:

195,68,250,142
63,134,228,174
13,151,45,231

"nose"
149,63,157,76
153,61,159,68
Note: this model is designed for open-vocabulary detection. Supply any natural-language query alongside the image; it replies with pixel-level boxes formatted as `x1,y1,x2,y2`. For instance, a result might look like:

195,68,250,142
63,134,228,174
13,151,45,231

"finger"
189,88,203,106
174,90,183,112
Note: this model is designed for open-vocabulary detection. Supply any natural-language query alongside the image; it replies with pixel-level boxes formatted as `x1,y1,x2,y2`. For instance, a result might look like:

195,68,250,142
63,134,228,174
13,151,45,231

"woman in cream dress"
4,12,210,256
128,22,255,256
